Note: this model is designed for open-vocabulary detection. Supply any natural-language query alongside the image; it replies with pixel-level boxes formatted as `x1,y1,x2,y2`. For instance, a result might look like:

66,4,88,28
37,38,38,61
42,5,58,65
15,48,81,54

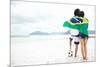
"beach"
11,35,96,66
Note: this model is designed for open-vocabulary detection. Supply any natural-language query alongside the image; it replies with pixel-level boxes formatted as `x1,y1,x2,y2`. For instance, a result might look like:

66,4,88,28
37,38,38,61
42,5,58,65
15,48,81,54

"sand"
11,35,96,66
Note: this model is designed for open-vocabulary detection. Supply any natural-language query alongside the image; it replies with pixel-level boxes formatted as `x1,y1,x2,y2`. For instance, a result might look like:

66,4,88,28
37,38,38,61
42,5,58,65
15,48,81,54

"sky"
11,0,95,36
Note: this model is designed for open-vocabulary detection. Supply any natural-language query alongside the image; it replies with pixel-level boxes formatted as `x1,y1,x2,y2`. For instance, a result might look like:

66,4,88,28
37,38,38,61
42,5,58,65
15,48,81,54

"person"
68,9,82,57
78,11,89,61
63,9,89,61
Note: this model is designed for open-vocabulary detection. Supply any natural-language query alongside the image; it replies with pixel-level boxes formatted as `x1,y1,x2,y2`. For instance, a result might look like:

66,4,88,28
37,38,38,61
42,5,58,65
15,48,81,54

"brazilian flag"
63,17,89,36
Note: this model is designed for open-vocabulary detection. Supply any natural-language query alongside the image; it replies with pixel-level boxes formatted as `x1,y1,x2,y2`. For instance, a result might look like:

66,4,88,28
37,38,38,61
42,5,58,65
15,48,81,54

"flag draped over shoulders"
63,17,89,35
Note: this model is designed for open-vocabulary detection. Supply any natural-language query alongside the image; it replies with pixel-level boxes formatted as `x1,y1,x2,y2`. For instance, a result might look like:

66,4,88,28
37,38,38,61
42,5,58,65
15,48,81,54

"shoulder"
84,17,89,23
81,17,89,23
70,16,80,23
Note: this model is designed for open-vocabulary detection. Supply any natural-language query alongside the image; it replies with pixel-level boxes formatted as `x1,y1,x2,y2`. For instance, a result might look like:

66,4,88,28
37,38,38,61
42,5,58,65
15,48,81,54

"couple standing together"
63,8,89,61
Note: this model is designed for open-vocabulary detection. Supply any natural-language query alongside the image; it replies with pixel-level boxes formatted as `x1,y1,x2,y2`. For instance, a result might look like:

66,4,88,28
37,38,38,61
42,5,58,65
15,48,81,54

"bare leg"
75,44,78,57
84,38,88,60
69,38,73,51
80,39,85,59
68,38,73,57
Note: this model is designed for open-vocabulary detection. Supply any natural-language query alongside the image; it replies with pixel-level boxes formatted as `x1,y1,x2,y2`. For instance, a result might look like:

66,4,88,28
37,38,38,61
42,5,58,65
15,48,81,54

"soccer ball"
68,51,73,57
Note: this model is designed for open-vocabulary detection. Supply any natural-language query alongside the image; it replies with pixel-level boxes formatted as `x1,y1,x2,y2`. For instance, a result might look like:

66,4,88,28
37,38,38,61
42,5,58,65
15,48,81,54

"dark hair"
79,11,84,17
74,8,80,16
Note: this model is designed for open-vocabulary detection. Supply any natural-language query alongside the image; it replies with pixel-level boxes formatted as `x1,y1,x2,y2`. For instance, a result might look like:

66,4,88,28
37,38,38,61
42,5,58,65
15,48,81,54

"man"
68,9,82,57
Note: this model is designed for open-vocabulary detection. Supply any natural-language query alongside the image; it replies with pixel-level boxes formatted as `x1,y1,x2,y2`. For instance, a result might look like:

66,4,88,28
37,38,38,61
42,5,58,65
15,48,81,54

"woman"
78,11,89,61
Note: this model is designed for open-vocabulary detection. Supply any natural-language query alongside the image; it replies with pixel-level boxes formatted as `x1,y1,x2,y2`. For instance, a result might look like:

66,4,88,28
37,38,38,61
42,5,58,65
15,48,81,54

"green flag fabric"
63,17,89,35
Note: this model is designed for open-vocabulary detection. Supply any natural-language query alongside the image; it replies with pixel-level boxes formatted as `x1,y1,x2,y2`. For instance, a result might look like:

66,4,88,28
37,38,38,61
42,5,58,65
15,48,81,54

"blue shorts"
79,32,88,39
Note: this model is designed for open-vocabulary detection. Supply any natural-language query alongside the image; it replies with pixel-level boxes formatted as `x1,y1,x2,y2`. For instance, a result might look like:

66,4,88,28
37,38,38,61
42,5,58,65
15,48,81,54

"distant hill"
30,31,49,35
30,30,70,35
88,30,95,34
30,30,95,35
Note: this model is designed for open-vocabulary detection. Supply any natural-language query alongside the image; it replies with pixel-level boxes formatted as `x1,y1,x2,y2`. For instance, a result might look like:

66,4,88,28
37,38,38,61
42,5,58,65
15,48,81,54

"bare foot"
83,57,88,62
74,55,77,57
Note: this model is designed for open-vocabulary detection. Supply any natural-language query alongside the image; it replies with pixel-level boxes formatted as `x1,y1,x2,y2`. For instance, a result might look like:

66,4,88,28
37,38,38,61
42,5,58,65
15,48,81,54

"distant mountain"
30,30,70,35
64,30,95,34
30,30,95,35
64,30,70,34
30,31,49,35
88,30,95,34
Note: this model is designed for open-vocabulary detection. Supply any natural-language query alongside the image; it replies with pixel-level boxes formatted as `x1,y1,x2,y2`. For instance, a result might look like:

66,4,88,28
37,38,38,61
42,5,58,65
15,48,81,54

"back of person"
70,16,81,43
70,16,83,23
70,16,82,37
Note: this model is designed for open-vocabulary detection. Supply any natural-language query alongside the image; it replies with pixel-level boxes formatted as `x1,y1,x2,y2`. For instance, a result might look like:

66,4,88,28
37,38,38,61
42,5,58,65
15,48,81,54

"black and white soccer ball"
68,51,73,57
